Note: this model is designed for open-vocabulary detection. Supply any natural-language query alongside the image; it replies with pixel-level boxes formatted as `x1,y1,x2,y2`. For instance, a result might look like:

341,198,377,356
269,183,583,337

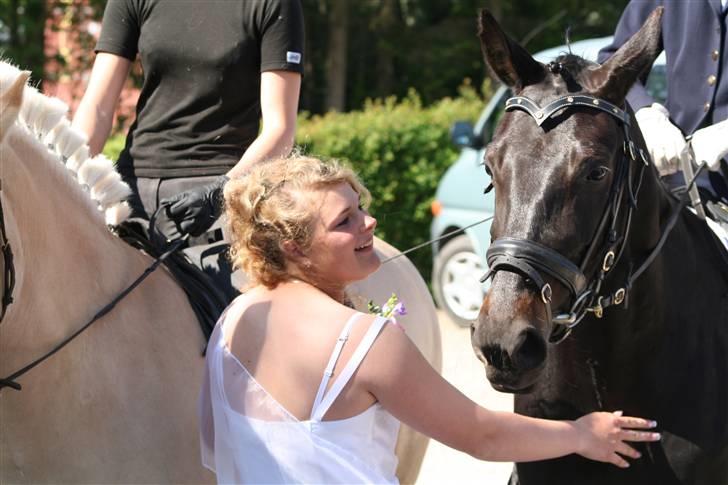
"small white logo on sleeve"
286,51,302,64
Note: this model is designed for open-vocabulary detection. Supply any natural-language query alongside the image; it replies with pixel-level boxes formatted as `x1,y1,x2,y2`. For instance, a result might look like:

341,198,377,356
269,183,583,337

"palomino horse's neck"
1,129,148,356
0,65,148,362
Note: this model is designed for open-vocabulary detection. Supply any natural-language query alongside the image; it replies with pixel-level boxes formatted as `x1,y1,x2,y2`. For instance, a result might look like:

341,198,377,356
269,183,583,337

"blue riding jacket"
598,0,728,136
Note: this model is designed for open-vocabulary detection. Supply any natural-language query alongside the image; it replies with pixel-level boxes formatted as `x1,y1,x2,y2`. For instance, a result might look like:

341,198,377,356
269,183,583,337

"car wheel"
432,234,487,327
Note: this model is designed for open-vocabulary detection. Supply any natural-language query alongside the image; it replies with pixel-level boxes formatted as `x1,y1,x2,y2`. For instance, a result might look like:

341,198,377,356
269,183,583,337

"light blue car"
430,36,667,326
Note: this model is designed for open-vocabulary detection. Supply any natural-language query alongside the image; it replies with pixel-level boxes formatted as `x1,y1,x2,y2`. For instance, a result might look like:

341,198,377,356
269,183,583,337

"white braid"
0,60,132,225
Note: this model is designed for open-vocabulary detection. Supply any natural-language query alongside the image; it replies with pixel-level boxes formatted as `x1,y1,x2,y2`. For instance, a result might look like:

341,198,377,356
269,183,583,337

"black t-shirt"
97,0,304,179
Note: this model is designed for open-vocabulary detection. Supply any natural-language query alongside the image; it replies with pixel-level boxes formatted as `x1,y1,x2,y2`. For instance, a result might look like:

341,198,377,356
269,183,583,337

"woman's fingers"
615,415,658,429
609,452,631,468
619,428,661,442
615,441,641,459
613,413,661,443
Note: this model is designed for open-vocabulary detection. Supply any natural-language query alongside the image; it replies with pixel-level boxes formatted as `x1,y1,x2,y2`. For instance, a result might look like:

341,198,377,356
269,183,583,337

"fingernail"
614,410,623,417
653,433,661,440
650,420,658,427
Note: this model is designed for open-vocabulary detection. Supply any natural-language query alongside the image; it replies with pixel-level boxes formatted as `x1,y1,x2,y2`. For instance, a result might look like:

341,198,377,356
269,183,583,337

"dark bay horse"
470,8,728,485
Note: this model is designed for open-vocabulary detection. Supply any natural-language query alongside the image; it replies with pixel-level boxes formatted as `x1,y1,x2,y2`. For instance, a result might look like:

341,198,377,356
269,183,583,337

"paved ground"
416,311,514,485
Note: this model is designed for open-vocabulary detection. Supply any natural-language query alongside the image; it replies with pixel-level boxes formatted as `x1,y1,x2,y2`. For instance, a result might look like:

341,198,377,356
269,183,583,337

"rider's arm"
227,70,302,178
71,53,131,156
360,324,659,467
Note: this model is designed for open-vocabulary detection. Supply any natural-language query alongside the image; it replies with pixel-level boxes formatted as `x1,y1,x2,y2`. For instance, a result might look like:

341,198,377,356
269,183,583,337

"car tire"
432,234,487,327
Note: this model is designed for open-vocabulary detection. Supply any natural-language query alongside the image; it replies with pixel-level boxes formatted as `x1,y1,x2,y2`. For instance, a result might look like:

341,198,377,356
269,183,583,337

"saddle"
114,220,228,342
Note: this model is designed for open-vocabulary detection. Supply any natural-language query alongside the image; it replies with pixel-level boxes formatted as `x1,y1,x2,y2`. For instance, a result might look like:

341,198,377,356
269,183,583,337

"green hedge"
296,81,488,280
103,134,126,161
104,81,490,281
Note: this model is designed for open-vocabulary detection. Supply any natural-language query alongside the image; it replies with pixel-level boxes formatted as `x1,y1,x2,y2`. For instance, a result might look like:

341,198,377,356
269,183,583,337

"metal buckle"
602,251,615,272
541,283,552,304
587,296,604,319
613,288,625,305
552,290,592,327
639,148,650,166
552,312,577,326
623,140,638,161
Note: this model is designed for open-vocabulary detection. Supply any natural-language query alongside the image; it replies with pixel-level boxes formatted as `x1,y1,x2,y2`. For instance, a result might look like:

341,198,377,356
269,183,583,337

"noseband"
481,93,652,343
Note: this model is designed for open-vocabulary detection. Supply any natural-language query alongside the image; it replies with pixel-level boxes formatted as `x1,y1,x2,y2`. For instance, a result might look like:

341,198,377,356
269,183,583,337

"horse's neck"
637,171,726,298
2,128,149,348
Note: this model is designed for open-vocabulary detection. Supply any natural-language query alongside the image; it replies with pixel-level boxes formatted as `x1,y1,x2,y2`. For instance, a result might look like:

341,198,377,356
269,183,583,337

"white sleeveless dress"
199,304,401,484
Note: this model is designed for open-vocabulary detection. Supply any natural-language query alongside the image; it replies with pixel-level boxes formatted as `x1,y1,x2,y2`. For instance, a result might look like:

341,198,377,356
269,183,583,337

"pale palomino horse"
0,63,441,484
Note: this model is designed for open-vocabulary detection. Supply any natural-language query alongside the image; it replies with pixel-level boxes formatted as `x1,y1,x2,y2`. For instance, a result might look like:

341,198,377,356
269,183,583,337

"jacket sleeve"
597,0,664,110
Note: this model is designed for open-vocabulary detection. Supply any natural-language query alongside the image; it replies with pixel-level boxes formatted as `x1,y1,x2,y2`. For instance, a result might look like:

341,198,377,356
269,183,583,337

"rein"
480,93,687,343
0,237,187,392
0,182,15,322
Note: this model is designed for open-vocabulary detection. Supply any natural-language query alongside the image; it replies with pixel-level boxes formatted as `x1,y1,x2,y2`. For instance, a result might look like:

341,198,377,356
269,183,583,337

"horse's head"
471,8,664,392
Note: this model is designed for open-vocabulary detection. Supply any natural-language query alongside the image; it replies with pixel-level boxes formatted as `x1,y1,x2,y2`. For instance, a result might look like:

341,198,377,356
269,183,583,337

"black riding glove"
150,175,229,245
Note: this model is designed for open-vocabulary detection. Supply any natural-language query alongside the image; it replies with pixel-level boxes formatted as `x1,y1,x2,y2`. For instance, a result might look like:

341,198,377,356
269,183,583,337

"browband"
505,95,630,127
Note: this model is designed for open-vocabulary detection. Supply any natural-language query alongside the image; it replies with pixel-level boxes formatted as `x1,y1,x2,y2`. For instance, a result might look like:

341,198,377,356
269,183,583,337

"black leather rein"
0,237,187,392
0,184,16,323
480,93,684,344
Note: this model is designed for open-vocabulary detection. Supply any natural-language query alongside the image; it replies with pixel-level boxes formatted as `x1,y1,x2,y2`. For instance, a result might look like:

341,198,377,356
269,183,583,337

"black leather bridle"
480,92,682,344
0,183,16,323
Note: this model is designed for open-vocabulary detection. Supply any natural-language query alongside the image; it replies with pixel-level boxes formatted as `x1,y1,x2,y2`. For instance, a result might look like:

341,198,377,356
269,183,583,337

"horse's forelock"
549,54,600,90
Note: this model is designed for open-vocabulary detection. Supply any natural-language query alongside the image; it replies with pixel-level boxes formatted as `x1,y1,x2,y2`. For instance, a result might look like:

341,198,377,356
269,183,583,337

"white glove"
635,103,686,176
690,118,728,171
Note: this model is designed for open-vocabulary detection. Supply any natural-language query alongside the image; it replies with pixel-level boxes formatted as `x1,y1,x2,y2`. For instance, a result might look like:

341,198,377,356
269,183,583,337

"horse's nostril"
511,328,546,371
482,345,508,370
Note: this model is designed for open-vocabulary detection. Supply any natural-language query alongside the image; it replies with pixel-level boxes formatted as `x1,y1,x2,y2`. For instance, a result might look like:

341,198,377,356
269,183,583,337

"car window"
645,65,667,104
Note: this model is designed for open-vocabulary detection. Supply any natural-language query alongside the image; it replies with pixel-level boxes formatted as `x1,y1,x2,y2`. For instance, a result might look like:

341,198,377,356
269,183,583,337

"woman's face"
302,182,380,288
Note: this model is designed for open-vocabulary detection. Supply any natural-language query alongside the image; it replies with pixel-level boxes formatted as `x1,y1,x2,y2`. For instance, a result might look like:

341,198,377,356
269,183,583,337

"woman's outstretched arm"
360,324,659,468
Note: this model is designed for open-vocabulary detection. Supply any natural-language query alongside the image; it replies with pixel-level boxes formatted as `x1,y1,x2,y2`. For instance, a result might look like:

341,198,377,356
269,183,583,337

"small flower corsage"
367,293,407,323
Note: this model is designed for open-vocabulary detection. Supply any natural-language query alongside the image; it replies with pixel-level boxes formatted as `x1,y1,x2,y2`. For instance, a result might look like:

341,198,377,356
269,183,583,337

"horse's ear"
478,9,545,90
0,71,29,143
589,7,663,104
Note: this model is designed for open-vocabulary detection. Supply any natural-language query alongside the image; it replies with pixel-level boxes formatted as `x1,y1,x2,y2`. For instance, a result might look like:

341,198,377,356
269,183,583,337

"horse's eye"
484,163,492,177
587,166,609,181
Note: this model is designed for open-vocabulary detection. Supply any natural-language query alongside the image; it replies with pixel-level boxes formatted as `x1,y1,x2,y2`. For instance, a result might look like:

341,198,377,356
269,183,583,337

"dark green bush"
296,80,489,280
103,133,126,161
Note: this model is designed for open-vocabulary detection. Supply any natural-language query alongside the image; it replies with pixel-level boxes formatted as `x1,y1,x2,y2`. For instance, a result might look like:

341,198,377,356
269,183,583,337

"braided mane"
0,61,131,226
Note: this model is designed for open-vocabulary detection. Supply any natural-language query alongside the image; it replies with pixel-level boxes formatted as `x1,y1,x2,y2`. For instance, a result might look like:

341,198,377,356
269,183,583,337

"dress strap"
311,315,390,422
310,313,364,417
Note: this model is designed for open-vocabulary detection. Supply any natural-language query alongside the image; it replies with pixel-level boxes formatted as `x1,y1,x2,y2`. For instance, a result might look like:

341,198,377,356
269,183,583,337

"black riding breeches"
124,175,244,303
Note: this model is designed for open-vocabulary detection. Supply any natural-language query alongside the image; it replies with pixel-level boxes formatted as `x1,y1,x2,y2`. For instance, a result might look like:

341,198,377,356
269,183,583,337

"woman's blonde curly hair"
224,155,371,289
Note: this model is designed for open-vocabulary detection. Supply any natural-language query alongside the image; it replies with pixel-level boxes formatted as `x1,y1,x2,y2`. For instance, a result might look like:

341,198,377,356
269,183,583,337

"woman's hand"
574,411,660,468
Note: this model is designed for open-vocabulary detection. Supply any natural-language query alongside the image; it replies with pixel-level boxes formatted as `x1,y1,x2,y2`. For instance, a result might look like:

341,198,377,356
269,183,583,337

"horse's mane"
0,61,131,226
553,53,593,74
